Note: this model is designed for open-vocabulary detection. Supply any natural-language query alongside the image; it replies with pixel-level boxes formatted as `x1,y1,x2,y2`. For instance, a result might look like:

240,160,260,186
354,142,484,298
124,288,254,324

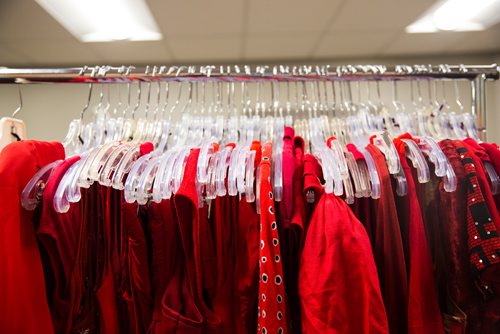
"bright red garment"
147,199,203,334
37,156,82,333
291,136,306,239
480,142,500,175
174,149,222,333
283,135,306,334
280,126,295,229
258,142,288,334
232,141,261,334
0,140,64,334
121,194,153,334
346,143,364,161
298,154,388,334
365,144,409,334
96,186,120,334
208,193,238,334
393,137,445,334
234,197,260,334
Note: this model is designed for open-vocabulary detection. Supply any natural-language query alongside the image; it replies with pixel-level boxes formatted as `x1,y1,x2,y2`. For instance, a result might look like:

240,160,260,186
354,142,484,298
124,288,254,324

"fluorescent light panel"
35,0,162,42
406,0,500,33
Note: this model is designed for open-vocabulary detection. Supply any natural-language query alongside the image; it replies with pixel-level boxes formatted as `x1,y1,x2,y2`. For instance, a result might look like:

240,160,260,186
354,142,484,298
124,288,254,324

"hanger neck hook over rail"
0,64,497,84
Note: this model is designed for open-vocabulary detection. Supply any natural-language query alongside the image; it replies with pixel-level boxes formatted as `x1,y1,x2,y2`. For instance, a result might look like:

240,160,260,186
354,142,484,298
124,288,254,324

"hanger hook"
80,83,94,120
454,80,464,113
12,85,23,118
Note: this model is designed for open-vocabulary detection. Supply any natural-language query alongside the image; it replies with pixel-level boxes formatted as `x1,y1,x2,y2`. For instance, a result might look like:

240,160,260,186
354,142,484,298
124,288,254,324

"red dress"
0,140,64,334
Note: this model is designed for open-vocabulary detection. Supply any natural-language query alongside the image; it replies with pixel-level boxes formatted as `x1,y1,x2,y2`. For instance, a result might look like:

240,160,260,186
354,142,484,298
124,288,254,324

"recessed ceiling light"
35,0,163,42
406,0,500,33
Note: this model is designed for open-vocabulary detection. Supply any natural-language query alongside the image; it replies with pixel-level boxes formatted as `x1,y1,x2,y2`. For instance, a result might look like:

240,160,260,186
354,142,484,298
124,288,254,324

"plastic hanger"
305,80,343,196
0,86,27,151
62,67,94,155
228,79,253,197
271,77,284,202
124,74,164,203
324,77,359,200
337,71,379,199
21,159,63,210
412,79,432,137
53,156,86,213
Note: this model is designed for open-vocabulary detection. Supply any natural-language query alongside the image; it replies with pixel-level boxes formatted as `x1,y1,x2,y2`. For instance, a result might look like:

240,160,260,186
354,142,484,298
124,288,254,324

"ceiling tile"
0,0,76,42
447,26,500,54
313,32,396,58
382,32,465,56
87,42,171,64
244,33,318,60
329,0,435,32
168,36,241,62
5,40,102,66
247,0,344,34
147,0,245,37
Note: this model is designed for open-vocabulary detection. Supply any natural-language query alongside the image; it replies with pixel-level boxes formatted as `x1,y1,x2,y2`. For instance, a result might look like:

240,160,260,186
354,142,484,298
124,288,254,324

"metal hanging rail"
0,63,498,140
0,64,498,83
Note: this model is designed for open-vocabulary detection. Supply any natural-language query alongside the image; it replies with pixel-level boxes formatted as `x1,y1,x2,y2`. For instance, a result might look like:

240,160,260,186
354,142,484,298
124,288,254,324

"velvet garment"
147,199,203,334
174,149,222,334
37,156,82,333
365,144,409,334
298,154,388,334
393,137,445,334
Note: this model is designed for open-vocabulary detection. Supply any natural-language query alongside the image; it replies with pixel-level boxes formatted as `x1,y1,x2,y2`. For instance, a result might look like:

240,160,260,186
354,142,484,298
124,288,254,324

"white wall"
1,54,499,143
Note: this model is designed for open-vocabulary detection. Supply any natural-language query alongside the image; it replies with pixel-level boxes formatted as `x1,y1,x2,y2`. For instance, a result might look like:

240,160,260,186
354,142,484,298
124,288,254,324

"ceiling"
0,0,499,66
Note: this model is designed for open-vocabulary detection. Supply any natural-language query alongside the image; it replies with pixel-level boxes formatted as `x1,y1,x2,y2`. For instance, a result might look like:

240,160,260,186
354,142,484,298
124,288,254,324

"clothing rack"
0,63,499,140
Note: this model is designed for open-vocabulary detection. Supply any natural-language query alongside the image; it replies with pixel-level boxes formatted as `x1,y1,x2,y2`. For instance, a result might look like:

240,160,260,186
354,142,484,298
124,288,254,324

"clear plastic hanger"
61,67,97,155
436,76,455,140
0,85,27,151
416,136,457,191
51,69,100,211
386,72,430,184
124,70,170,203
304,79,343,196
53,154,88,213
21,159,63,210
337,66,380,199
62,81,93,156
441,66,468,140
391,79,411,135
316,74,353,201
98,71,136,186
324,76,359,201
412,77,432,137
271,71,284,202
429,78,446,139
150,67,194,202
445,68,499,195
229,75,257,198
54,67,112,211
